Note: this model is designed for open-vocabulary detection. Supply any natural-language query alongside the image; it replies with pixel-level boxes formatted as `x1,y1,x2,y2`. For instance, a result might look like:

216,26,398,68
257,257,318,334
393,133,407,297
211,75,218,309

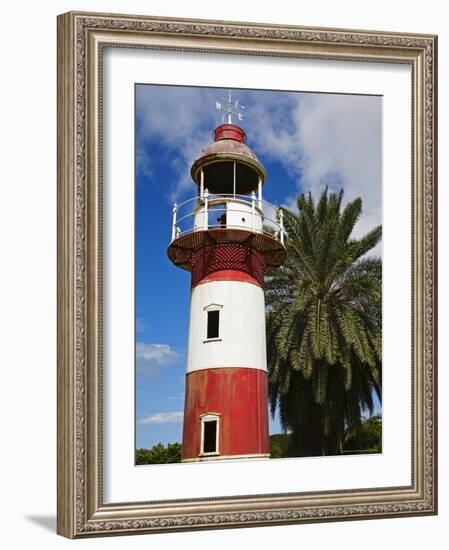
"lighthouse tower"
168,94,286,462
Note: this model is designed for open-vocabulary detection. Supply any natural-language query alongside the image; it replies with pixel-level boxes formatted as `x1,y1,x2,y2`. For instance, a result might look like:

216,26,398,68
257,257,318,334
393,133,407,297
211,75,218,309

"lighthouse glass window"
135,83,382,465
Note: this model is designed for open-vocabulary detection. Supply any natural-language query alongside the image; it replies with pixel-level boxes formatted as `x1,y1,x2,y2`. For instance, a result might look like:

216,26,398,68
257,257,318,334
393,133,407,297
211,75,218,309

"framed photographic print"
57,11,438,538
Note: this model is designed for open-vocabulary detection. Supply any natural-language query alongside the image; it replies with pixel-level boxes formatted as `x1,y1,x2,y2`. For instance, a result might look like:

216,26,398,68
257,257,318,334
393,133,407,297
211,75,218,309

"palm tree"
266,188,382,456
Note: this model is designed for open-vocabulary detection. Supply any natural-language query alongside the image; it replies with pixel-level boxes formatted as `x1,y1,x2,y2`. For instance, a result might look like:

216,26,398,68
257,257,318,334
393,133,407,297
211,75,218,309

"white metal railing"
170,191,285,246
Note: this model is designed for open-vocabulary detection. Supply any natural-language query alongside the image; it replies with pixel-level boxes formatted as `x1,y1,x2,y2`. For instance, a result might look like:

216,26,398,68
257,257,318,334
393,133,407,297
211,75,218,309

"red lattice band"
191,242,266,288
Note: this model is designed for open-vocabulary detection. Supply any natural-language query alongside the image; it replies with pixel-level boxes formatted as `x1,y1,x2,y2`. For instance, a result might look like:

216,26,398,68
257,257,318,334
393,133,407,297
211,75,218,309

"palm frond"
266,187,382,456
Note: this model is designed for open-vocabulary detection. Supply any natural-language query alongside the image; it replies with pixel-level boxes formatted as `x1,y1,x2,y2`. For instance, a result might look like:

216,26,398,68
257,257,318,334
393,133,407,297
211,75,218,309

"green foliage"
269,433,294,458
270,415,382,459
266,187,382,456
344,414,382,453
135,442,182,465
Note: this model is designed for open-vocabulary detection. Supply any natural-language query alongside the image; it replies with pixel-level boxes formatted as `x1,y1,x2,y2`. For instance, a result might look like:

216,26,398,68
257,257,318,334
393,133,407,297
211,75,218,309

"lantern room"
167,93,286,274
190,123,266,199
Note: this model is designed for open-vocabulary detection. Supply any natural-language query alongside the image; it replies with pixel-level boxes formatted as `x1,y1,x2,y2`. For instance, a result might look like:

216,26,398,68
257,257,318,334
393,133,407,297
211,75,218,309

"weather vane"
215,90,245,124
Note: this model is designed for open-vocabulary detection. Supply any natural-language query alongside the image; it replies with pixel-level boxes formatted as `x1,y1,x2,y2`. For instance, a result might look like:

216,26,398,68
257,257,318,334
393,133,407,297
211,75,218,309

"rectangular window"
207,310,220,339
203,420,218,453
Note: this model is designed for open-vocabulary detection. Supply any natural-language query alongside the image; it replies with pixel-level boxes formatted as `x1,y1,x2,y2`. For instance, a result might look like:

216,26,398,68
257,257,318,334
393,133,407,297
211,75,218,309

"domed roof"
200,138,258,161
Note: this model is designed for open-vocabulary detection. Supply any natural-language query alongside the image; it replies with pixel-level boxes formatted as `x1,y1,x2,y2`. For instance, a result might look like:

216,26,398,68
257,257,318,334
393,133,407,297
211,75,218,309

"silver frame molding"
57,11,438,538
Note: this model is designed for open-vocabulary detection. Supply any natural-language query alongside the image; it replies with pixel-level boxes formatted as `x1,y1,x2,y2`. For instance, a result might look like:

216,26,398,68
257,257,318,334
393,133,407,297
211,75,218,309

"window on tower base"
203,420,217,453
200,413,220,456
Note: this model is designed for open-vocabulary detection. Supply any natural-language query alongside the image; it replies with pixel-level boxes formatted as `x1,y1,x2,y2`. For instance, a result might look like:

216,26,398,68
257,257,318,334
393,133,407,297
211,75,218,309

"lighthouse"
168,93,286,462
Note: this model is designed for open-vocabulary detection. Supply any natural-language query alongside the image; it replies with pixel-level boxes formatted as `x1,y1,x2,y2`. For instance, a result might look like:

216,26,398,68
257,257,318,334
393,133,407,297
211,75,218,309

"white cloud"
136,85,217,200
136,147,152,181
293,94,382,239
167,393,185,401
137,412,183,425
247,93,303,171
249,92,382,256
136,342,180,379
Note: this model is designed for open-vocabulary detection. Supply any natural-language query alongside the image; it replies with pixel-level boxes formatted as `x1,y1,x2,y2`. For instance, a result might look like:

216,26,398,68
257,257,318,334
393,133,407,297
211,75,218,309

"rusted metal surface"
167,228,287,272
191,242,265,287
201,138,257,160
182,368,270,460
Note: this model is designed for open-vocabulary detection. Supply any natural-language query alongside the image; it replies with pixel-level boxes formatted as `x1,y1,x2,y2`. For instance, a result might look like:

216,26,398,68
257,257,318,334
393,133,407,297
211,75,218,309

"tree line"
136,415,381,465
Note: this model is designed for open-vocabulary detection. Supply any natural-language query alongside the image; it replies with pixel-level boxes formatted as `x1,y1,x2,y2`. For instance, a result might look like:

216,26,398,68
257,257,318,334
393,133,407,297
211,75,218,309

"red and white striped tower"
168,97,286,462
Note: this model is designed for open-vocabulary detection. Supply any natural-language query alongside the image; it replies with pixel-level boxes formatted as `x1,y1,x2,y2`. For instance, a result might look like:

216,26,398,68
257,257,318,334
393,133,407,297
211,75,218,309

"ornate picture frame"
57,11,437,538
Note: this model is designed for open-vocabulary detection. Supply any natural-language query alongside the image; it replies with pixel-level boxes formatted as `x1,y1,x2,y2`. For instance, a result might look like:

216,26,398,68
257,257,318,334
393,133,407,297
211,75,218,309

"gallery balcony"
167,191,287,271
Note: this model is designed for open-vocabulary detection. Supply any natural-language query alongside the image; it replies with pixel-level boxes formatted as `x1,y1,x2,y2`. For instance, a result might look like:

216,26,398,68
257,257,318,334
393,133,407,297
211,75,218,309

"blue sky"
135,84,382,449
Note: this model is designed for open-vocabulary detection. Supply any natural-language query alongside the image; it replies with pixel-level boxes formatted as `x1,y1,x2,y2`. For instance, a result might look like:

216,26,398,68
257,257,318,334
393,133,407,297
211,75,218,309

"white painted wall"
193,198,263,231
187,280,267,372
226,199,263,231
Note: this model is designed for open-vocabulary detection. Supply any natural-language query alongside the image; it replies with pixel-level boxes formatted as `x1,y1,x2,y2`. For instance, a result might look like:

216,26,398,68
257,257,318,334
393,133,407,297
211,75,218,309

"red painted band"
195,269,260,287
191,241,266,288
182,367,269,460
213,123,246,143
